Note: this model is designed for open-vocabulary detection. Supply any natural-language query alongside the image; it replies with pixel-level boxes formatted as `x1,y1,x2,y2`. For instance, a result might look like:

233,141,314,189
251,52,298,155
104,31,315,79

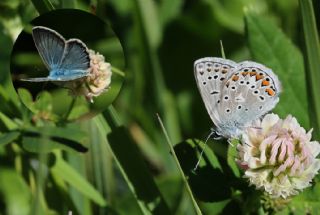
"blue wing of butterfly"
21,26,90,82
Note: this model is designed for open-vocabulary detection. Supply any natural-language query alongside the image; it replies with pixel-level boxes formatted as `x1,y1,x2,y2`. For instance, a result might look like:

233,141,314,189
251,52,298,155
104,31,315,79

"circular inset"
10,9,125,122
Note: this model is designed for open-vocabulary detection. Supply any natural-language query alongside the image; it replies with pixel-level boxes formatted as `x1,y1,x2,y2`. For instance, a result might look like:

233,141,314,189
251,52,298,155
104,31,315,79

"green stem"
156,113,203,215
111,66,126,77
63,97,77,121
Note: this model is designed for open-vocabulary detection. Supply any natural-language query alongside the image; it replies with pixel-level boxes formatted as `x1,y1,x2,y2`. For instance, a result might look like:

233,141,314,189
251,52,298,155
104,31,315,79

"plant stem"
156,113,203,215
63,97,77,121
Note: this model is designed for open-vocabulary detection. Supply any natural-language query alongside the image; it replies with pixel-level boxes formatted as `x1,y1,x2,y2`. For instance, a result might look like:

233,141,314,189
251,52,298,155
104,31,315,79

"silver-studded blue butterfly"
194,57,281,139
21,26,90,82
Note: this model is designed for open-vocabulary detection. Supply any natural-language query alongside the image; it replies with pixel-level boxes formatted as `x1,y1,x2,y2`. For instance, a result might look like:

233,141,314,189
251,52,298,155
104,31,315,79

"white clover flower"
237,113,320,199
68,49,112,102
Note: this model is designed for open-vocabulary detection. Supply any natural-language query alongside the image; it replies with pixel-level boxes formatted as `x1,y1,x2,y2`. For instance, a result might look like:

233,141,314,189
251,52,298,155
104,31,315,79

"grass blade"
107,126,172,214
299,0,320,136
156,114,202,215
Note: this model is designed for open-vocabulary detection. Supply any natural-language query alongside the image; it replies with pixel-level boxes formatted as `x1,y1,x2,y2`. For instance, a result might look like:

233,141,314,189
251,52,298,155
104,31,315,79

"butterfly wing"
32,26,66,70
47,39,90,81
194,57,237,126
20,77,54,82
60,39,90,71
219,61,281,135
32,26,90,81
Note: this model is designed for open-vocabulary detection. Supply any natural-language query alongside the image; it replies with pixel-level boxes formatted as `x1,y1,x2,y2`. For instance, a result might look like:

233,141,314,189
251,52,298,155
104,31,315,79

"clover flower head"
237,113,320,199
68,49,112,102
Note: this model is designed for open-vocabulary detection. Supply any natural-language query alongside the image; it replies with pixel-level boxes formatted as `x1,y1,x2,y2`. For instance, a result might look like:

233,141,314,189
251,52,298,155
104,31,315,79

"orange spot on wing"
232,75,239,81
265,88,275,96
255,74,264,81
262,80,270,86
241,72,249,76
250,71,257,76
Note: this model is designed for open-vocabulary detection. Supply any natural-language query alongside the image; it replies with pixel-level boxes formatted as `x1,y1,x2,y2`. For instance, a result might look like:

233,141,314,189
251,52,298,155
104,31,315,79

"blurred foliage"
0,0,320,214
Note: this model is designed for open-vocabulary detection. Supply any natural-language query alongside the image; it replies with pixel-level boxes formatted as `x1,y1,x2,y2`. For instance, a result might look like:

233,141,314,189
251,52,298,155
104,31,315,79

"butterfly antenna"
193,130,215,171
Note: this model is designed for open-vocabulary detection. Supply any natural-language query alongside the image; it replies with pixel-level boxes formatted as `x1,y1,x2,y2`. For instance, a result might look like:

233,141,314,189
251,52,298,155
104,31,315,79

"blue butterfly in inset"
22,26,90,82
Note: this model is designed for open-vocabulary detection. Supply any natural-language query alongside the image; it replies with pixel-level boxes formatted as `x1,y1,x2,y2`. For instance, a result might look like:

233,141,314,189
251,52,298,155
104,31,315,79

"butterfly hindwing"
194,57,237,125
60,39,90,71
220,61,281,128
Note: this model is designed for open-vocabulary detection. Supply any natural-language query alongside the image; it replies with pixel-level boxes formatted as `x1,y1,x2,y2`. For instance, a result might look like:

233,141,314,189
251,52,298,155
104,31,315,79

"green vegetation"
0,0,319,214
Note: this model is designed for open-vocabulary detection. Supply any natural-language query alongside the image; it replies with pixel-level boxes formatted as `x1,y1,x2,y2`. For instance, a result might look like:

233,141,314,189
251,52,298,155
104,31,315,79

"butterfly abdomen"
49,68,89,80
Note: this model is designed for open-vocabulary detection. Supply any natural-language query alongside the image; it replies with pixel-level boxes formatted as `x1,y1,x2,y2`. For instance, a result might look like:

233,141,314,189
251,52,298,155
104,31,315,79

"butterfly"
21,26,90,82
194,57,281,139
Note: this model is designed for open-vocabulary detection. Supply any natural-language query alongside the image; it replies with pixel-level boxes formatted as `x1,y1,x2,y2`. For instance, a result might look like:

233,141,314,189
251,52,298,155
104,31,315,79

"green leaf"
245,11,309,128
18,88,37,113
35,91,53,113
287,183,320,214
30,0,54,14
0,85,21,118
204,0,266,33
158,0,183,27
299,0,320,137
133,0,161,49
107,126,172,214
0,168,31,215
0,111,18,130
174,139,232,202
0,131,20,146
51,153,106,207
227,139,240,178
22,125,88,153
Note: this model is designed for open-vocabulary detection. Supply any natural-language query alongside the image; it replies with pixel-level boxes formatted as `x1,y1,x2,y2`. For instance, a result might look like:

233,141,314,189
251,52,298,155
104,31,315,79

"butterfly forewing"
194,57,237,125
220,61,281,128
32,26,66,70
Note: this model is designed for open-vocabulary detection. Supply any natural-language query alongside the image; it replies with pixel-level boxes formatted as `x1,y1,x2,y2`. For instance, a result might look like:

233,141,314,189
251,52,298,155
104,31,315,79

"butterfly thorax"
215,121,244,139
